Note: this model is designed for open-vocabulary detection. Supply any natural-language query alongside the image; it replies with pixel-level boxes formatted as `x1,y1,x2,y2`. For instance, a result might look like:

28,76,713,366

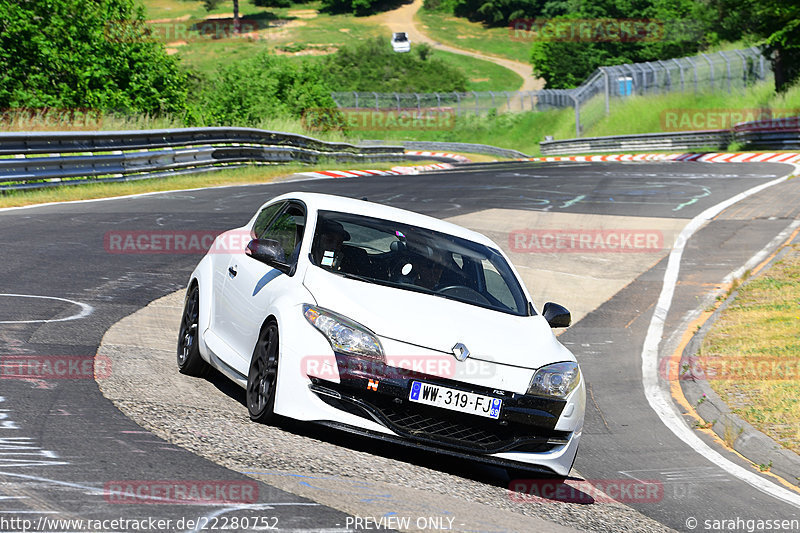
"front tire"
247,321,280,424
177,283,210,378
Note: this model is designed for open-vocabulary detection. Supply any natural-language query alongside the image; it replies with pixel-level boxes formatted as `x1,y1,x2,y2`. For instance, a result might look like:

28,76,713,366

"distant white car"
178,192,585,476
391,32,410,53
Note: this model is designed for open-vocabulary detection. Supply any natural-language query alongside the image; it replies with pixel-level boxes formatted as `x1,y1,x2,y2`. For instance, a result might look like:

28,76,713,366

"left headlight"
527,361,581,399
302,304,384,360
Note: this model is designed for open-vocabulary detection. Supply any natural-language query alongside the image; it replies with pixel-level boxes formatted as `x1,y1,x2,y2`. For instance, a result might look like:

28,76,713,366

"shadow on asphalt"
200,367,593,504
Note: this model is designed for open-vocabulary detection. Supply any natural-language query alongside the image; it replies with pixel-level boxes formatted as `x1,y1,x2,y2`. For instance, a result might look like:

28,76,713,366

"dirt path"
367,0,543,92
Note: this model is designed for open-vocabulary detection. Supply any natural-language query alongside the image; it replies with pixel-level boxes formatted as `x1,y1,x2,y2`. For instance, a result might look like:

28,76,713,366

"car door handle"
228,266,237,278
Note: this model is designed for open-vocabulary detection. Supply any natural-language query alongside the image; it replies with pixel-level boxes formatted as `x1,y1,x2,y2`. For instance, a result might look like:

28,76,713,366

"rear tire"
177,283,210,378
247,321,280,424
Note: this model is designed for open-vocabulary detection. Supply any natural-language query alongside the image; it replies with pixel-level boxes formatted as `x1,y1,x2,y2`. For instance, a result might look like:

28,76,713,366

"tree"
708,0,800,92
203,0,241,33
529,0,712,88
0,0,187,113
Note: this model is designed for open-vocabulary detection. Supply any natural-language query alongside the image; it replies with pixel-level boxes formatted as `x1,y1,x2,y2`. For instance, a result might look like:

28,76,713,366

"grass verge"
140,0,522,91
416,9,530,64
700,244,800,454
431,50,523,91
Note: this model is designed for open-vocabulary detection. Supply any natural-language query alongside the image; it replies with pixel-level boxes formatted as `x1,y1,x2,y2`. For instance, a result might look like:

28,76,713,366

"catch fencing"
331,47,771,136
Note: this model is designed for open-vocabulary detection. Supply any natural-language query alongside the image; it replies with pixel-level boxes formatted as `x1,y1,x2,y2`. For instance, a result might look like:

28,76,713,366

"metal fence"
330,91,543,115
0,128,407,190
331,47,772,136
539,130,733,155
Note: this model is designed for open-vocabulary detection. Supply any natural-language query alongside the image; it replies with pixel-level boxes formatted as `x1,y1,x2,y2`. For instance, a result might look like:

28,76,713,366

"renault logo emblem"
452,343,470,362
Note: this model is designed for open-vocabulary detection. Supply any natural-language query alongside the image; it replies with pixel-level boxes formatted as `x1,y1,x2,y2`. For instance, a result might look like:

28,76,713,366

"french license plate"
409,381,502,419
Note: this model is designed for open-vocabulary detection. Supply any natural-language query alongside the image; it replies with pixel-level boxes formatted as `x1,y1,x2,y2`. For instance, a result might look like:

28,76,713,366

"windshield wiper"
338,271,375,283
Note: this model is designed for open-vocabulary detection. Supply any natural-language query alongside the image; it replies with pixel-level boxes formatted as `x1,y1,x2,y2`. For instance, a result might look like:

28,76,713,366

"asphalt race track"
1,160,799,532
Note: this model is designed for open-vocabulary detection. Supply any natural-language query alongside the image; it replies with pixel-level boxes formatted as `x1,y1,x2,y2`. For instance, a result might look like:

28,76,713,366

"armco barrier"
539,130,732,155
0,128,400,156
733,118,800,150
360,140,530,159
0,128,409,190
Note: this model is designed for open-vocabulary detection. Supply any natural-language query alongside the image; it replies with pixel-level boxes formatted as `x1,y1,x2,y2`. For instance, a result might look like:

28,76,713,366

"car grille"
373,398,562,453
316,390,565,454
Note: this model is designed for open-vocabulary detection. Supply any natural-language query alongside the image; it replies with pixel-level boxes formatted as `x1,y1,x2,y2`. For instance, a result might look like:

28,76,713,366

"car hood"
303,266,574,370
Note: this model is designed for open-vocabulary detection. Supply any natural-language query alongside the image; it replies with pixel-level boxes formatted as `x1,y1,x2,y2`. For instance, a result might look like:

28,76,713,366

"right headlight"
302,304,384,360
527,361,581,399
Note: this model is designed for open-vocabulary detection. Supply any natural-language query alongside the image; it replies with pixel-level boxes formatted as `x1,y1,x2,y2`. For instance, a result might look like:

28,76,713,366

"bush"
322,37,468,92
193,50,337,126
0,0,186,113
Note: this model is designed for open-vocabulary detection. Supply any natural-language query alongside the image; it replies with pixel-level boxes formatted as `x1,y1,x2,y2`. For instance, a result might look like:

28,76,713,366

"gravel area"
96,291,674,533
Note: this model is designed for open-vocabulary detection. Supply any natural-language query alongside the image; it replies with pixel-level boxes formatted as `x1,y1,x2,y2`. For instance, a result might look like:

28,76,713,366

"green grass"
367,77,800,155
433,50,523,91
701,244,800,454
416,9,531,64
0,110,354,145
139,0,269,20
141,1,521,91
372,108,572,155
541,80,800,142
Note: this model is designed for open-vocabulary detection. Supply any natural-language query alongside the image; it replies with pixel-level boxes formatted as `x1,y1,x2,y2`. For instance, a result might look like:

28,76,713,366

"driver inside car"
312,220,350,270
409,246,465,291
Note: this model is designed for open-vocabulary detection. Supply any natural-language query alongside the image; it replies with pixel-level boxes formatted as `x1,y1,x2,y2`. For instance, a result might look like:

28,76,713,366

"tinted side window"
252,202,285,239
262,204,306,263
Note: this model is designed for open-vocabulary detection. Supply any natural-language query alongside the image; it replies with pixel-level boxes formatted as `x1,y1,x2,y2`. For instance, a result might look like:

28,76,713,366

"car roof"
264,192,496,247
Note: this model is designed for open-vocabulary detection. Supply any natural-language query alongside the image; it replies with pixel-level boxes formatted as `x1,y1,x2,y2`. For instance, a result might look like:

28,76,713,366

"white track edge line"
641,164,800,509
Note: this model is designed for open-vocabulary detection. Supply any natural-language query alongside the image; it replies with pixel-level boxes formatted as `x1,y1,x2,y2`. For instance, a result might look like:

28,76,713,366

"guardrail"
359,140,530,159
539,130,732,155
0,128,408,190
733,119,800,150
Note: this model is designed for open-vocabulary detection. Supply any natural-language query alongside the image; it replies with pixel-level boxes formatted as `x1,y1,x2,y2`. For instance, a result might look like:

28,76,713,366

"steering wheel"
435,285,491,305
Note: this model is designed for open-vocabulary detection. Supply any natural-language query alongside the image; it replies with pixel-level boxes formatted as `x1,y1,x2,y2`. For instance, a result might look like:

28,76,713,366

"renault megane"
177,192,584,476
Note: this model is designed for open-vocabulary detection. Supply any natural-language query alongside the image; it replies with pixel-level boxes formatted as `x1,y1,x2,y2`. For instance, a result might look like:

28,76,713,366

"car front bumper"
306,352,582,475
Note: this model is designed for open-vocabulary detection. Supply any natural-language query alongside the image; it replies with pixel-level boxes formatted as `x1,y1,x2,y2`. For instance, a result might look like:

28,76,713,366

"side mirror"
246,239,291,274
543,302,571,328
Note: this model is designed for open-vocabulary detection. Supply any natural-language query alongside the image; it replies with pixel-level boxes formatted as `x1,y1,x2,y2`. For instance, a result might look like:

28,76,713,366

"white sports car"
178,192,585,476
391,32,411,53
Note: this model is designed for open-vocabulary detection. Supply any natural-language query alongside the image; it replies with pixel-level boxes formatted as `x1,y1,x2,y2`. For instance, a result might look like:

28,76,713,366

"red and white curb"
392,162,454,174
297,162,454,179
405,151,471,163
520,152,800,164
295,151,800,181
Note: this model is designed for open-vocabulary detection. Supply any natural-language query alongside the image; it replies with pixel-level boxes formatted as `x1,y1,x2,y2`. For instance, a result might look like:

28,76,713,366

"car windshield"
310,210,529,316
393,33,408,42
